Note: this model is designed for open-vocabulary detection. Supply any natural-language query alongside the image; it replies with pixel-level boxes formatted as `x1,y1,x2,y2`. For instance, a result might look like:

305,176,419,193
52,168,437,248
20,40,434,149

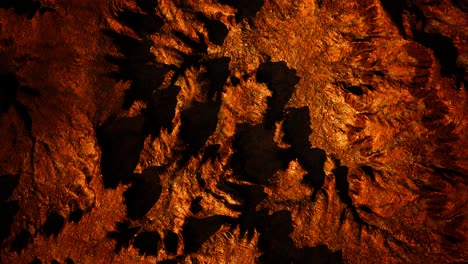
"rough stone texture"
0,0,467,263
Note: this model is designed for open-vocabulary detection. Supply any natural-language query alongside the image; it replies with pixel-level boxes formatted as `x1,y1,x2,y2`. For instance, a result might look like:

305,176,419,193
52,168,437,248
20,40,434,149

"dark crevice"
414,32,459,77
344,85,364,96
103,6,169,109
256,60,300,128
0,73,19,113
379,0,407,37
107,221,141,253
0,0,54,19
124,167,162,220
333,163,368,228
68,208,83,223
116,9,163,38
202,144,220,164
196,13,229,46
299,148,328,201
179,100,221,163
145,86,181,138
451,0,468,12
256,210,342,264
190,196,203,214
172,31,208,55
0,201,20,242
0,174,20,202
96,115,146,189
230,76,240,86
218,181,267,239
182,215,232,253
64,258,75,264
158,260,179,264
164,230,179,255
10,229,32,254
50,260,60,264
230,124,290,185
216,0,265,22
0,74,35,132
283,108,327,199
29,257,42,264
283,107,312,149
179,57,230,164
201,57,231,100
361,166,376,182
133,231,161,256
43,212,65,237
380,0,462,81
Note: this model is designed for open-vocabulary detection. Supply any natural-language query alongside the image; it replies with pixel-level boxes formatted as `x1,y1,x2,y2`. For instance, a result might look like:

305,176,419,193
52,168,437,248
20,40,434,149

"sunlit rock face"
0,0,467,263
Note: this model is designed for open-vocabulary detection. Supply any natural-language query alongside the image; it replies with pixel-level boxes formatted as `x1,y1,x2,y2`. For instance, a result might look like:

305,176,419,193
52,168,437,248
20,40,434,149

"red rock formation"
0,0,466,263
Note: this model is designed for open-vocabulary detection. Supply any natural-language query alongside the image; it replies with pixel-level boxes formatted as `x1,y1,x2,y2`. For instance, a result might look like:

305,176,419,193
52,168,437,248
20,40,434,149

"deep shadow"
202,144,220,164
182,215,232,253
230,123,291,185
172,30,208,55
0,0,54,19
164,230,179,255
0,174,21,243
124,167,162,220
104,7,169,109
256,61,300,128
104,36,170,109
0,174,20,202
0,73,34,131
300,149,327,200
0,201,20,243
230,76,240,86
452,0,468,12
283,109,327,200
0,73,19,113
217,180,267,239
64,258,75,264
216,0,265,22
332,162,368,227
179,101,221,163
333,166,351,204
10,229,32,254
107,221,141,253
68,208,83,223
43,212,65,237
414,32,459,77
145,86,181,138
133,231,161,256
117,9,163,38
179,57,230,163
50,260,60,264
297,246,343,264
96,115,146,188
190,196,203,214
29,257,42,264
361,166,376,182
158,260,179,264
379,0,407,37
196,13,229,46
201,57,231,99
256,210,342,264
380,1,462,81
283,107,312,149
345,85,364,96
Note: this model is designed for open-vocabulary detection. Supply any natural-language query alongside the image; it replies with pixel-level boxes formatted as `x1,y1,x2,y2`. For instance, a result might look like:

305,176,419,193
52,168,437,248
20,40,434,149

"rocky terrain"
0,0,467,263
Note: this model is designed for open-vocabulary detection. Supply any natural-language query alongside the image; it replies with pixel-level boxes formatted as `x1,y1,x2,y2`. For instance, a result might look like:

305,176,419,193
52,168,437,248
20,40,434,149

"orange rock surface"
0,0,467,263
